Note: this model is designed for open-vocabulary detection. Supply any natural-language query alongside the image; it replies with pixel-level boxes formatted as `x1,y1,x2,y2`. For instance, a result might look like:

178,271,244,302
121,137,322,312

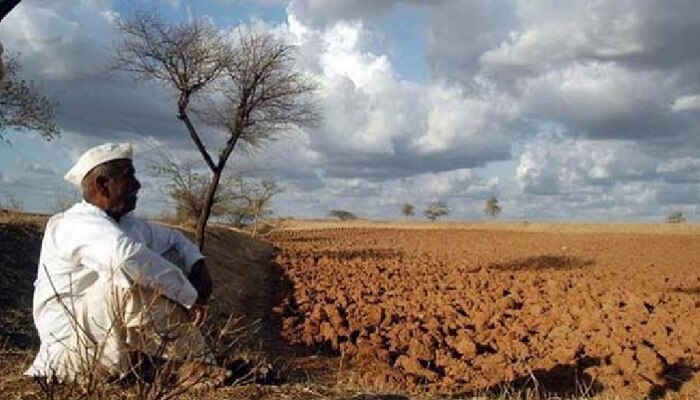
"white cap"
64,143,133,186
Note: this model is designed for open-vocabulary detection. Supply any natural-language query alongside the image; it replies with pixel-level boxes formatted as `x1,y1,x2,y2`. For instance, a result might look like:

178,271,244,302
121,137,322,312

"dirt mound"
270,228,700,397
0,216,46,349
197,226,276,325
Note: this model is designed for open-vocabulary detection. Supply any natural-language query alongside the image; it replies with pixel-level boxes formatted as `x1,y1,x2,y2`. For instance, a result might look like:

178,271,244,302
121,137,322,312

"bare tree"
0,52,59,144
0,1,22,83
0,41,4,84
114,10,319,249
0,1,58,143
226,178,282,236
151,150,238,224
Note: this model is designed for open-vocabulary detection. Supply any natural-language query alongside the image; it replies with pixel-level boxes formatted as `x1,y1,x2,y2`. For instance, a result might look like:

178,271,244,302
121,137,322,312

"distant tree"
665,210,686,224
226,178,282,236
424,201,449,221
484,196,502,219
328,209,357,221
151,151,237,224
401,203,415,219
0,51,59,144
0,193,21,212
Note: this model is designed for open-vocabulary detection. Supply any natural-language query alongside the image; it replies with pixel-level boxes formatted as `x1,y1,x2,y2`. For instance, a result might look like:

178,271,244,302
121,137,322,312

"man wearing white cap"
25,142,214,380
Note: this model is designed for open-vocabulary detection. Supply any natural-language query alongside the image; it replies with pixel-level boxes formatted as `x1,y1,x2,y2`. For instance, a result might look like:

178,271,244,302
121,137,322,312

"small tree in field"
484,196,502,219
0,193,21,212
424,201,449,221
328,209,357,221
151,150,238,224
401,203,415,219
665,210,686,224
114,10,319,250
226,178,282,236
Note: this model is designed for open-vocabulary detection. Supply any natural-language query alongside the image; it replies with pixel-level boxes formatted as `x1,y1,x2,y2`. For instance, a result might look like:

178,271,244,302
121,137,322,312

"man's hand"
188,259,213,305
190,303,208,327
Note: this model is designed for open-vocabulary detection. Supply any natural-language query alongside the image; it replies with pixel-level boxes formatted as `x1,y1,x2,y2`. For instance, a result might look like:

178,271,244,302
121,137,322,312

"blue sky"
1,0,699,221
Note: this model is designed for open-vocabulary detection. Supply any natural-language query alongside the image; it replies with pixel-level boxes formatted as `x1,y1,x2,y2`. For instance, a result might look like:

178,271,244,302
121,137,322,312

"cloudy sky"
1,0,699,221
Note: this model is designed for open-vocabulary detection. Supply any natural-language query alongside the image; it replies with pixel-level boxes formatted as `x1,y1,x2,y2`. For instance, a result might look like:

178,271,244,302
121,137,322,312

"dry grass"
0,209,49,225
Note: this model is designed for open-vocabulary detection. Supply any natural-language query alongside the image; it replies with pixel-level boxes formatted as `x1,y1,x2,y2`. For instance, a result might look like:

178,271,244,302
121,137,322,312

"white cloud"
480,1,643,73
283,12,513,177
516,135,661,195
517,62,678,139
513,133,700,220
414,84,516,154
671,95,700,113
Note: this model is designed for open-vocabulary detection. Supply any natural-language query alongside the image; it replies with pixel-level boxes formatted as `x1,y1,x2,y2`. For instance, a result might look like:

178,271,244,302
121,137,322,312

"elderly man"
25,143,213,380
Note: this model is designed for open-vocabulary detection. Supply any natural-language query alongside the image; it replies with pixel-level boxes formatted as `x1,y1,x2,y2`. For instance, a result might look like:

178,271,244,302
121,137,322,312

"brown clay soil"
269,224,700,398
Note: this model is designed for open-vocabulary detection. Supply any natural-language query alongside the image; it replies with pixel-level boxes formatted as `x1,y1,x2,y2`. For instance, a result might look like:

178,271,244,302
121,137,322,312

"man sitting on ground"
25,142,214,380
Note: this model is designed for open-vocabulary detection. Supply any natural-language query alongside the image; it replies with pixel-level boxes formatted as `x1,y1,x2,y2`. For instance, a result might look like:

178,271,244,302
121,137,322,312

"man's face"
106,159,141,216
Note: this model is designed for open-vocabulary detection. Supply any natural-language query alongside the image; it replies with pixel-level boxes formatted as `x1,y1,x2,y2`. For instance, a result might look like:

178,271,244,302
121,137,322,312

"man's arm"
139,220,213,305
69,216,199,309
123,217,214,307
135,219,205,275
112,234,199,309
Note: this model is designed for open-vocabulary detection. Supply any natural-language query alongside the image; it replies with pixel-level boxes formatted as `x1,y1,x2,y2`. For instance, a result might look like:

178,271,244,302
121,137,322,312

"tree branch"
0,0,21,22
177,107,216,172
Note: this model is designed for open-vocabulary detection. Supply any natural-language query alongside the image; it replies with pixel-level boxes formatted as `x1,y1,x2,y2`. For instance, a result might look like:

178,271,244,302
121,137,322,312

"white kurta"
25,201,204,378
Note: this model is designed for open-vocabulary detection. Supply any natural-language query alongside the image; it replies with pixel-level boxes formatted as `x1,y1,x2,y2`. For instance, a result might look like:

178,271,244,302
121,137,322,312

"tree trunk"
196,168,223,251
252,208,259,237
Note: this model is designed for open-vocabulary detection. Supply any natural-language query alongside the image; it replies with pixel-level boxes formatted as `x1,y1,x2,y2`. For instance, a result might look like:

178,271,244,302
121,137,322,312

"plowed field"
270,225,700,397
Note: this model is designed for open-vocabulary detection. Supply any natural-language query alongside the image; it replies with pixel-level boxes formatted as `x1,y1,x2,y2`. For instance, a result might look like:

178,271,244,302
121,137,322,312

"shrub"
0,194,22,213
424,201,449,221
401,203,415,219
665,210,686,224
328,210,357,221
